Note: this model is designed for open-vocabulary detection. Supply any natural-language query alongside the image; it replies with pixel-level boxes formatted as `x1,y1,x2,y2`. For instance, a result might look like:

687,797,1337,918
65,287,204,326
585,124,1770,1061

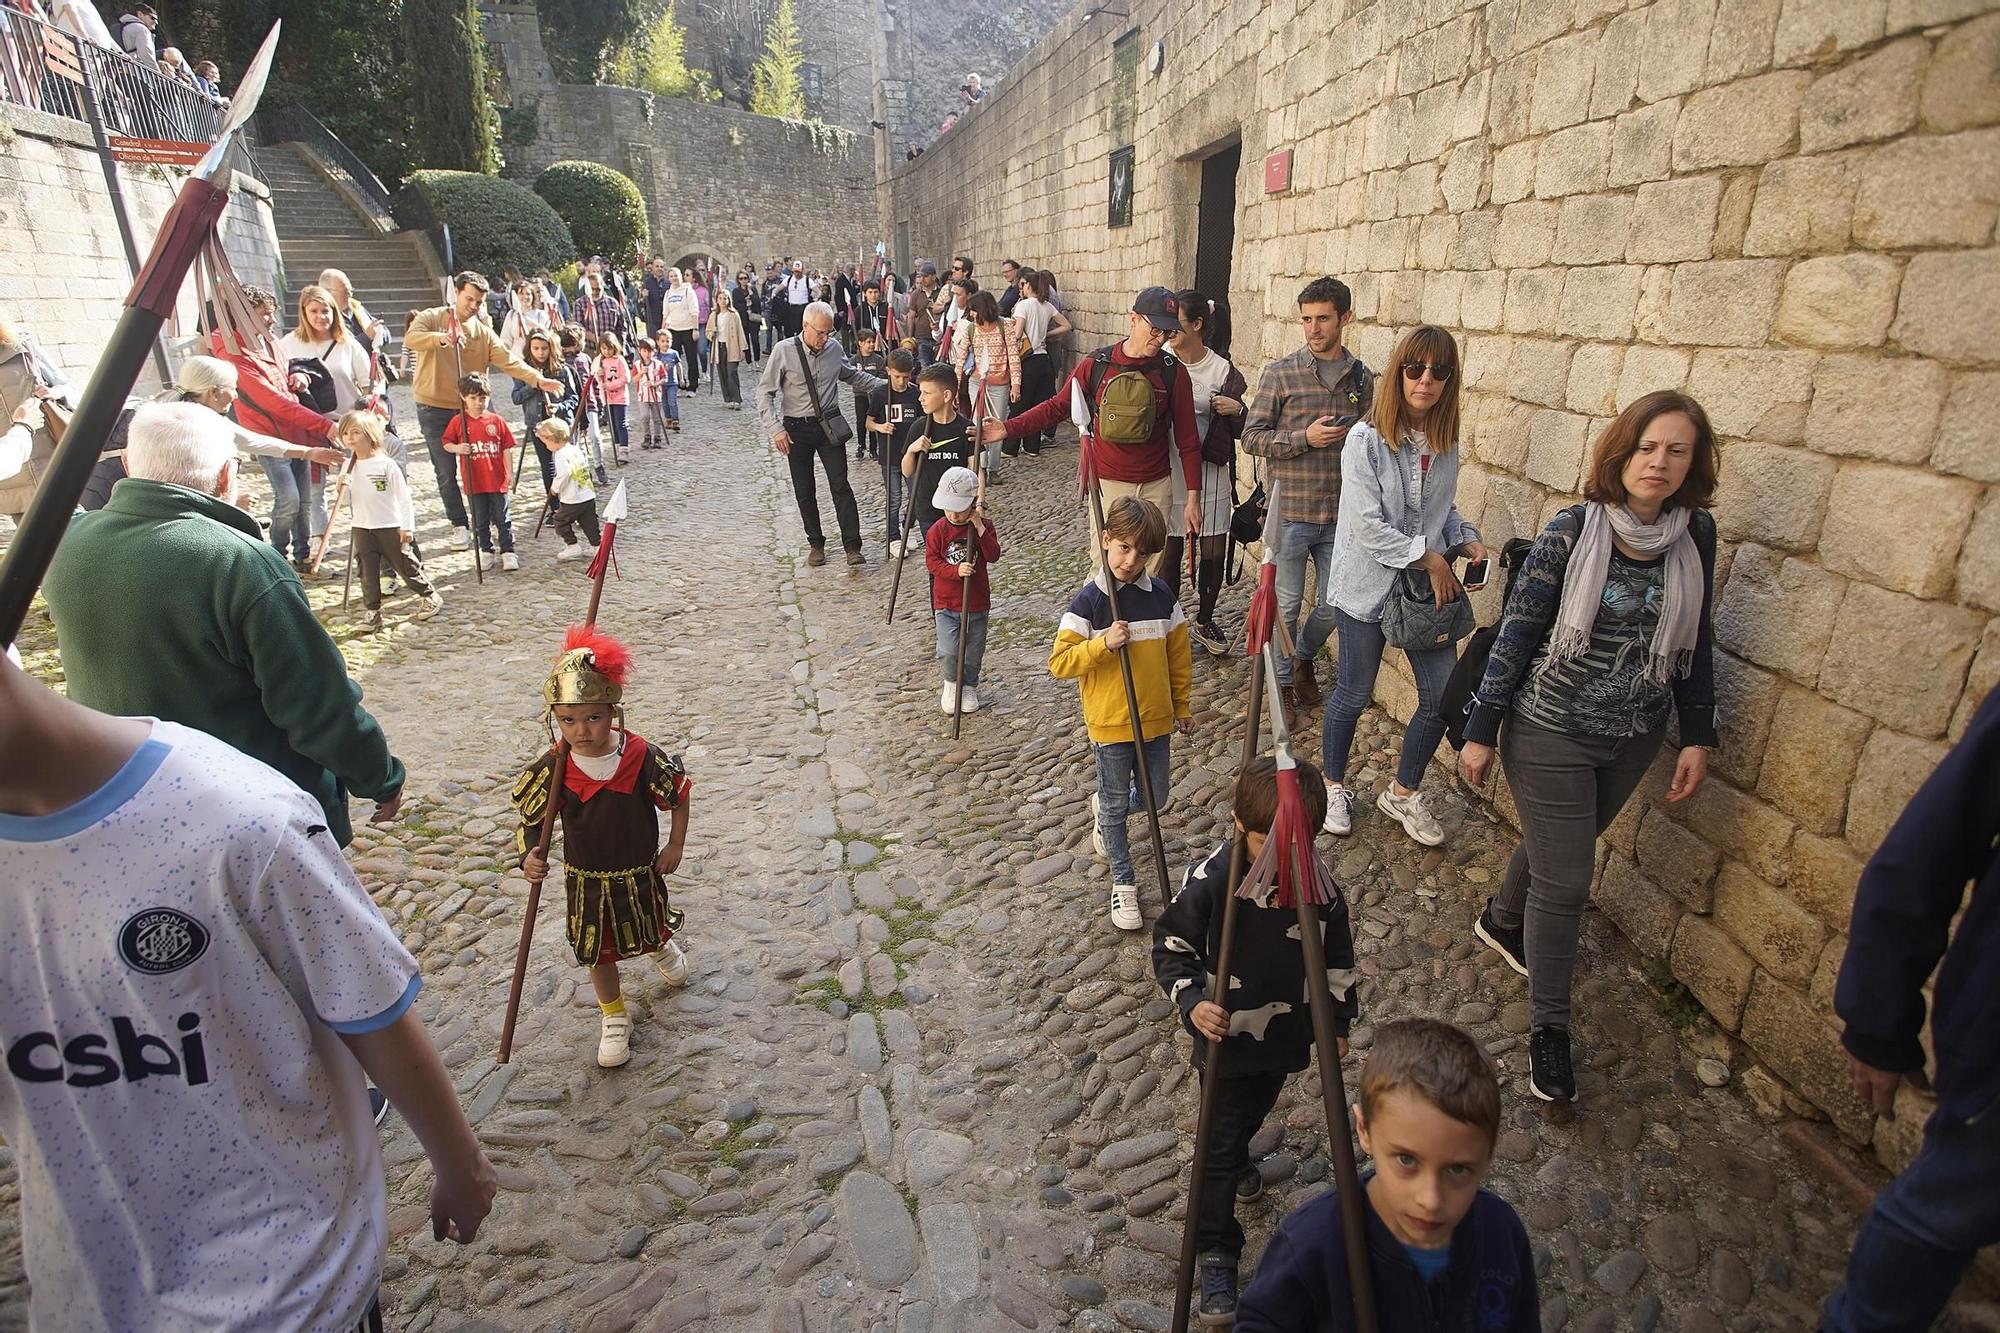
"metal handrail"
0,6,222,145
254,104,397,226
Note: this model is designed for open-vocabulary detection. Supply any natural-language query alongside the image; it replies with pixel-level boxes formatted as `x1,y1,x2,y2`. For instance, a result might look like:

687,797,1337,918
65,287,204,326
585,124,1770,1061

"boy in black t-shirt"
900,363,973,538
852,328,888,460
869,348,922,554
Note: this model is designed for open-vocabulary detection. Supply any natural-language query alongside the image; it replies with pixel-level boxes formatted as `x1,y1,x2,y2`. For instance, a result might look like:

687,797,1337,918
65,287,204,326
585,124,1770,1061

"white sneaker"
452,525,470,547
960,684,980,713
1323,784,1355,836
1377,787,1445,847
596,1011,631,1067
414,592,444,621
558,544,585,563
940,683,957,714
1090,792,1106,859
1109,884,1142,932
653,938,689,987
889,539,904,558
501,552,520,571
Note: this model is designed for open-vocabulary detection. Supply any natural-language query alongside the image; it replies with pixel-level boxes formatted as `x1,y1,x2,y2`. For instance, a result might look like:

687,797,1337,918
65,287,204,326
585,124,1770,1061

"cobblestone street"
3,383,1991,1333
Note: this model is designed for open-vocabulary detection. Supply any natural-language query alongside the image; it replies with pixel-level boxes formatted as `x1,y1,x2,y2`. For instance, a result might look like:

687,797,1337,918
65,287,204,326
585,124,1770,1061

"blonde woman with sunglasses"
1320,324,1487,848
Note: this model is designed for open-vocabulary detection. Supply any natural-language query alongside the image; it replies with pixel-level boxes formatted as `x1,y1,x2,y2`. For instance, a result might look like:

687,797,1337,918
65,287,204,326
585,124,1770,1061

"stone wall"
887,0,2000,1164
0,101,283,392
482,1,875,272
879,0,1079,153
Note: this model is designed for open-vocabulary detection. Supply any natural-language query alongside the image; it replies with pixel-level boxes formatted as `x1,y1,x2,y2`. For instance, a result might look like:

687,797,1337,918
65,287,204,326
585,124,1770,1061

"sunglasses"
1400,361,1453,382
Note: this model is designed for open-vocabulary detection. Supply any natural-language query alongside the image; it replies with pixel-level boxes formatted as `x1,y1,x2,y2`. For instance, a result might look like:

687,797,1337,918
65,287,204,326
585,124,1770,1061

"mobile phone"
1463,559,1489,589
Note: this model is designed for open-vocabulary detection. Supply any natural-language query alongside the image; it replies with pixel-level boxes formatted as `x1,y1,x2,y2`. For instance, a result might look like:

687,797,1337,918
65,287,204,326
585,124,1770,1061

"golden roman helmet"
543,626,631,710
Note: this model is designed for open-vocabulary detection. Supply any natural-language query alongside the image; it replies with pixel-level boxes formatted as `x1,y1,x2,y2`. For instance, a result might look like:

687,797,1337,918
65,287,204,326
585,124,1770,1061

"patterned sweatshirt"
1048,569,1191,744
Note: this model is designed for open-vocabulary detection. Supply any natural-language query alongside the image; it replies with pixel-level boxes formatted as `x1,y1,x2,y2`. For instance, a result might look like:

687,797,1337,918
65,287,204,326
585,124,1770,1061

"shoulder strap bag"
793,338,854,448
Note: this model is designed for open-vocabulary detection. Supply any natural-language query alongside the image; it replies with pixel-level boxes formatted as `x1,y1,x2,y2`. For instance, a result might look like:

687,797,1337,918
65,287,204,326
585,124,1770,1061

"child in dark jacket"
1152,755,1357,1323
1235,1018,1539,1333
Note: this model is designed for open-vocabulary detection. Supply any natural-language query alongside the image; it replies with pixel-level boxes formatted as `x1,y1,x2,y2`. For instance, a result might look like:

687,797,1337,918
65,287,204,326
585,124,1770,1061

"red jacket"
209,333,332,449
1000,344,1201,490
926,514,1002,613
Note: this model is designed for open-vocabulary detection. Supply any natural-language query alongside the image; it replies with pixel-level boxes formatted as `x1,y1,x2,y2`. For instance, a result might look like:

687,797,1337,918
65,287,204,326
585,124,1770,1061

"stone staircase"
253,142,441,341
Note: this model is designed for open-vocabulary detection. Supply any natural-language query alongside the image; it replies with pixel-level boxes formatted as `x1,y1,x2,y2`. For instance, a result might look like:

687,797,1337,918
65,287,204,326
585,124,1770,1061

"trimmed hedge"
534,161,649,265
398,171,574,281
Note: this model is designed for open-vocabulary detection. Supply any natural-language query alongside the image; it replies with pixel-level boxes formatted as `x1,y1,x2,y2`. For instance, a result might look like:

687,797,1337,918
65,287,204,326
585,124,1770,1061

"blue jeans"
415,404,470,529
1825,1098,2000,1331
934,609,987,685
1094,734,1171,886
468,490,514,554
1276,520,1339,686
259,455,309,561
1322,609,1458,790
883,452,906,542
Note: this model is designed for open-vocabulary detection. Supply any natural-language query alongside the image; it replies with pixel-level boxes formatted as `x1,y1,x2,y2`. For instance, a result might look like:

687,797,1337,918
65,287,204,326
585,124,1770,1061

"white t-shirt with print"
0,720,422,1333
549,442,597,507
346,453,415,531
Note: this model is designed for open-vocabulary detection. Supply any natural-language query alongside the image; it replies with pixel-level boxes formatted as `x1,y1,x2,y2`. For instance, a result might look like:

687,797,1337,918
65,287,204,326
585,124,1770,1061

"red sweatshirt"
925,515,1003,614
209,333,332,448
999,343,1201,491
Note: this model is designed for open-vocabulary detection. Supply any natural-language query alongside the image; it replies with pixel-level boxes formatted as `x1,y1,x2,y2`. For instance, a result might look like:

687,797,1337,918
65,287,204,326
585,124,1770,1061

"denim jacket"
1329,422,1478,622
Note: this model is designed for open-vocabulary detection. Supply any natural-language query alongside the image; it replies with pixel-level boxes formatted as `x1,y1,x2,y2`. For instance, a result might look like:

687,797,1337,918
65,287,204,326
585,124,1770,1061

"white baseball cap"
931,466,980,513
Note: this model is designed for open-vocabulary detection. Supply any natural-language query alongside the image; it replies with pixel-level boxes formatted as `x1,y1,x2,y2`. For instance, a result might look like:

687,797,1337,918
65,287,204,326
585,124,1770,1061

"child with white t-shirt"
0,658,496,1332
340,409,443,629
540,417,601,562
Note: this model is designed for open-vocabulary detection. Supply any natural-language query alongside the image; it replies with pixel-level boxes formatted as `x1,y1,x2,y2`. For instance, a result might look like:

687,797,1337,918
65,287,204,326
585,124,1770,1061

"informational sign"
109,137,209,166
1264,148,1292,195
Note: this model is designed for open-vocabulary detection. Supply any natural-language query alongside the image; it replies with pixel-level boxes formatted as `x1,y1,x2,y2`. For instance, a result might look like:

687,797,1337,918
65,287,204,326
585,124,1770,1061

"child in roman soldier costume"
515,626,692,1068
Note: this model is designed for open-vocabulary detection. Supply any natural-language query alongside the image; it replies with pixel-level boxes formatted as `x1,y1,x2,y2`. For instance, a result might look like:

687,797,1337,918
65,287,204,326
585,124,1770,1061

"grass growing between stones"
882,896,950,955
793,977,907,1015
1644,958,1710,1030
987,614,1055,649
991,540,1091,598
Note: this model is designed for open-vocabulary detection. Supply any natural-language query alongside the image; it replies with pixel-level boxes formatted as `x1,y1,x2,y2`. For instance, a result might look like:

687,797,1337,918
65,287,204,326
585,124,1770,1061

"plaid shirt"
1242,347,1373,525
573,293,628,346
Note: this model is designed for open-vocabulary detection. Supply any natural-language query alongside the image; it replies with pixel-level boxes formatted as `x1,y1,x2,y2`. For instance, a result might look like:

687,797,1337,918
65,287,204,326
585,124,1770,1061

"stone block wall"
0,102,283,392
887,0,2000,1164
482,1,876,273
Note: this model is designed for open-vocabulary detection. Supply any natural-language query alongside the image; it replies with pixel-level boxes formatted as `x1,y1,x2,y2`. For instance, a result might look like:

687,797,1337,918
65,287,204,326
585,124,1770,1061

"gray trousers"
352,526,435,611
1490,715,1666,1029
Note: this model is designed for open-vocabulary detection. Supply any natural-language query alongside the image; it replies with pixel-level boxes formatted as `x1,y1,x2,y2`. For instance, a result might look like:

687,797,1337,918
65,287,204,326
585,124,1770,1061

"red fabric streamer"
585,521,618,581
1237,765,1340,909
1244,562,1279,657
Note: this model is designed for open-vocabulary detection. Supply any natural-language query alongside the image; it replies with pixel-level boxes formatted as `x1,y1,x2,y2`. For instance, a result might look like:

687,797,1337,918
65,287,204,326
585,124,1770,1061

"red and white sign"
108,137,209,166
1264,149,1292,195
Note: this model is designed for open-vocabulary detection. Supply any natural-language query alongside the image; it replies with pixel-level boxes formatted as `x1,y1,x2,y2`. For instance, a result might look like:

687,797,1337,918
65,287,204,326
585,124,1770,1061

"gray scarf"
1539,502,1701,688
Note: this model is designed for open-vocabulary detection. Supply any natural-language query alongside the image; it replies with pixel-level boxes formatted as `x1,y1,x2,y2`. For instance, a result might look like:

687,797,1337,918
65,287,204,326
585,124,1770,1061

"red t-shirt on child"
442,410,515,494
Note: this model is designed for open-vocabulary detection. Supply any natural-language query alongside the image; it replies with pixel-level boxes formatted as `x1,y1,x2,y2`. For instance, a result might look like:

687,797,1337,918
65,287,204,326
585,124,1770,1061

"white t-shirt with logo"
0,720,422,1332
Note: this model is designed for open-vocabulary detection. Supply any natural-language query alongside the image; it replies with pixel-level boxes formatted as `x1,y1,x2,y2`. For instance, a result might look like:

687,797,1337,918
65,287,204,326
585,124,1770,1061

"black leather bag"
1380,566,1475,651
1442,537,1536,751
1229,481,1267,544
287,355,338,414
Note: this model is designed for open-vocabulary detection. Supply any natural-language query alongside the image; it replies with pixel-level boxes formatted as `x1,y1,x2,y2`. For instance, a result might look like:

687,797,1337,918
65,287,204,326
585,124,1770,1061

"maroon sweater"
925,515,1003,613
1000,344,1202,491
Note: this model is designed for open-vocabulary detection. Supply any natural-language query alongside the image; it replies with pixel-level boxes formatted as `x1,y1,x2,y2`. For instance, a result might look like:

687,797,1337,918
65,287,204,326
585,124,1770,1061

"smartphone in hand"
1463,558,1490,590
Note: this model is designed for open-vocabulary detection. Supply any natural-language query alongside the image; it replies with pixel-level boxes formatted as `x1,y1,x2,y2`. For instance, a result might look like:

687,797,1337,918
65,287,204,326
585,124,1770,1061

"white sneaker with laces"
940,683,957,714
1377,787,1445,847
1109,884,1142,932
960,684,980,713
452,525,470,547
415,592,444,621
597,1011,631,1067
1323,784,1356,836
1090,792,1107,859
889,539,904,558
501,552,520,571
558,543,585,562
653,938,689,987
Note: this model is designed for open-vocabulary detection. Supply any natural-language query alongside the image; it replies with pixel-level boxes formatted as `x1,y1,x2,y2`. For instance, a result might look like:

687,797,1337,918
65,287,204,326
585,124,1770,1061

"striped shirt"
1049,570,1192,744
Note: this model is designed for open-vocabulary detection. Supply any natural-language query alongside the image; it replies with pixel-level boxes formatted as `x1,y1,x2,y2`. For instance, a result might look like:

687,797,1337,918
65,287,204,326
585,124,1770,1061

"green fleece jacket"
42,478,404,845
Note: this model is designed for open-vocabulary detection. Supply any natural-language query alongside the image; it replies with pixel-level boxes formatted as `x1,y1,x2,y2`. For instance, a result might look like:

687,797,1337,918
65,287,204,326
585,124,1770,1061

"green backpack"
1086,348,1181,445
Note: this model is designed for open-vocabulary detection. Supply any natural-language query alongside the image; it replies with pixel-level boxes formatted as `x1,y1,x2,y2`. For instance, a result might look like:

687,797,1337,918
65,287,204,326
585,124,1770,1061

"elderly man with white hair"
41,402,407,847
757,300,888,567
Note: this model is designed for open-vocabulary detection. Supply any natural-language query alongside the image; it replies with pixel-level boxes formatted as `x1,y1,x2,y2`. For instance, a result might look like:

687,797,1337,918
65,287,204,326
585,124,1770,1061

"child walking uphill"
899,363,975,539
515,628,692,1069
1236,1018,1538,1332
634,339,669,450
869,348,922,553
1049,496,1194,933
440,373,519,570
924,466,1002,715
1152,755,1356,1324
340,409,443,629
539,417,601,563
595,334,631,465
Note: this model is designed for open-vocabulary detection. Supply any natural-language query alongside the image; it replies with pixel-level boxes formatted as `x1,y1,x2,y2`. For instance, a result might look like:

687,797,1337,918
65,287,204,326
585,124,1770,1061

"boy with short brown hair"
1236,1018,1538,1331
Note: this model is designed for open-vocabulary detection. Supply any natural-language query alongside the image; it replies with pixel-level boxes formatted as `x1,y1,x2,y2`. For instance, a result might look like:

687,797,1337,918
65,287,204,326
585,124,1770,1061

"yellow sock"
599,997,626,1017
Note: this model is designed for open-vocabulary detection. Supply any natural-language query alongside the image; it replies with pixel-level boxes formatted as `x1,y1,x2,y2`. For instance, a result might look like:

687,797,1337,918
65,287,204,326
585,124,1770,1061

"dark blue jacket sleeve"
1835,685,2000,1076
1462,511,1578,746
1235,1203,1336,1332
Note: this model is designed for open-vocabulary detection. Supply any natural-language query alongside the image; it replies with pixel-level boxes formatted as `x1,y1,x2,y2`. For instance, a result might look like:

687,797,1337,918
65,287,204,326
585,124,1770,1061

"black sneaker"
368,1085,391,1127
1529,1025,1575,1102
1474,898,1528,977
1235,1168,1263,1202
1190,619,1230,657
1197,1251,1238,1325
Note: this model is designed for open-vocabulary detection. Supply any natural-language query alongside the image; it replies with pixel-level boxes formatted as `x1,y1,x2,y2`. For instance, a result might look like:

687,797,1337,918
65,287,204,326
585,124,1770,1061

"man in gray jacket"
758,302,886,567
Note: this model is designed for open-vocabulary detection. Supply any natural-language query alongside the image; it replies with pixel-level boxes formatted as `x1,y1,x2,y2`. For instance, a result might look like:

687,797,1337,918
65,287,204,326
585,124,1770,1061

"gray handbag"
1381,566,1475,651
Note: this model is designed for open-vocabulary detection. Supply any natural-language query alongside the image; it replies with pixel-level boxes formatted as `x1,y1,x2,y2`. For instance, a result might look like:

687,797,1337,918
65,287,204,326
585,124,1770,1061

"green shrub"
533,161,650,264
397,171,574,280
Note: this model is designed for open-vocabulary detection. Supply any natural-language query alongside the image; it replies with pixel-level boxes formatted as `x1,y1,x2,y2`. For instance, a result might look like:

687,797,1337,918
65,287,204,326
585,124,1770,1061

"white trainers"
939,683,958,714
1090,792,1106,859
596,1011,631,1067
501,552,520,571
452,525,470,547
1323,783,1356,836
1109,884,1142,932
414,592,444,621
653,938,689,987
1377,787,1445,847
558,543,585,562
960,684,980,713
889,539,904,558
